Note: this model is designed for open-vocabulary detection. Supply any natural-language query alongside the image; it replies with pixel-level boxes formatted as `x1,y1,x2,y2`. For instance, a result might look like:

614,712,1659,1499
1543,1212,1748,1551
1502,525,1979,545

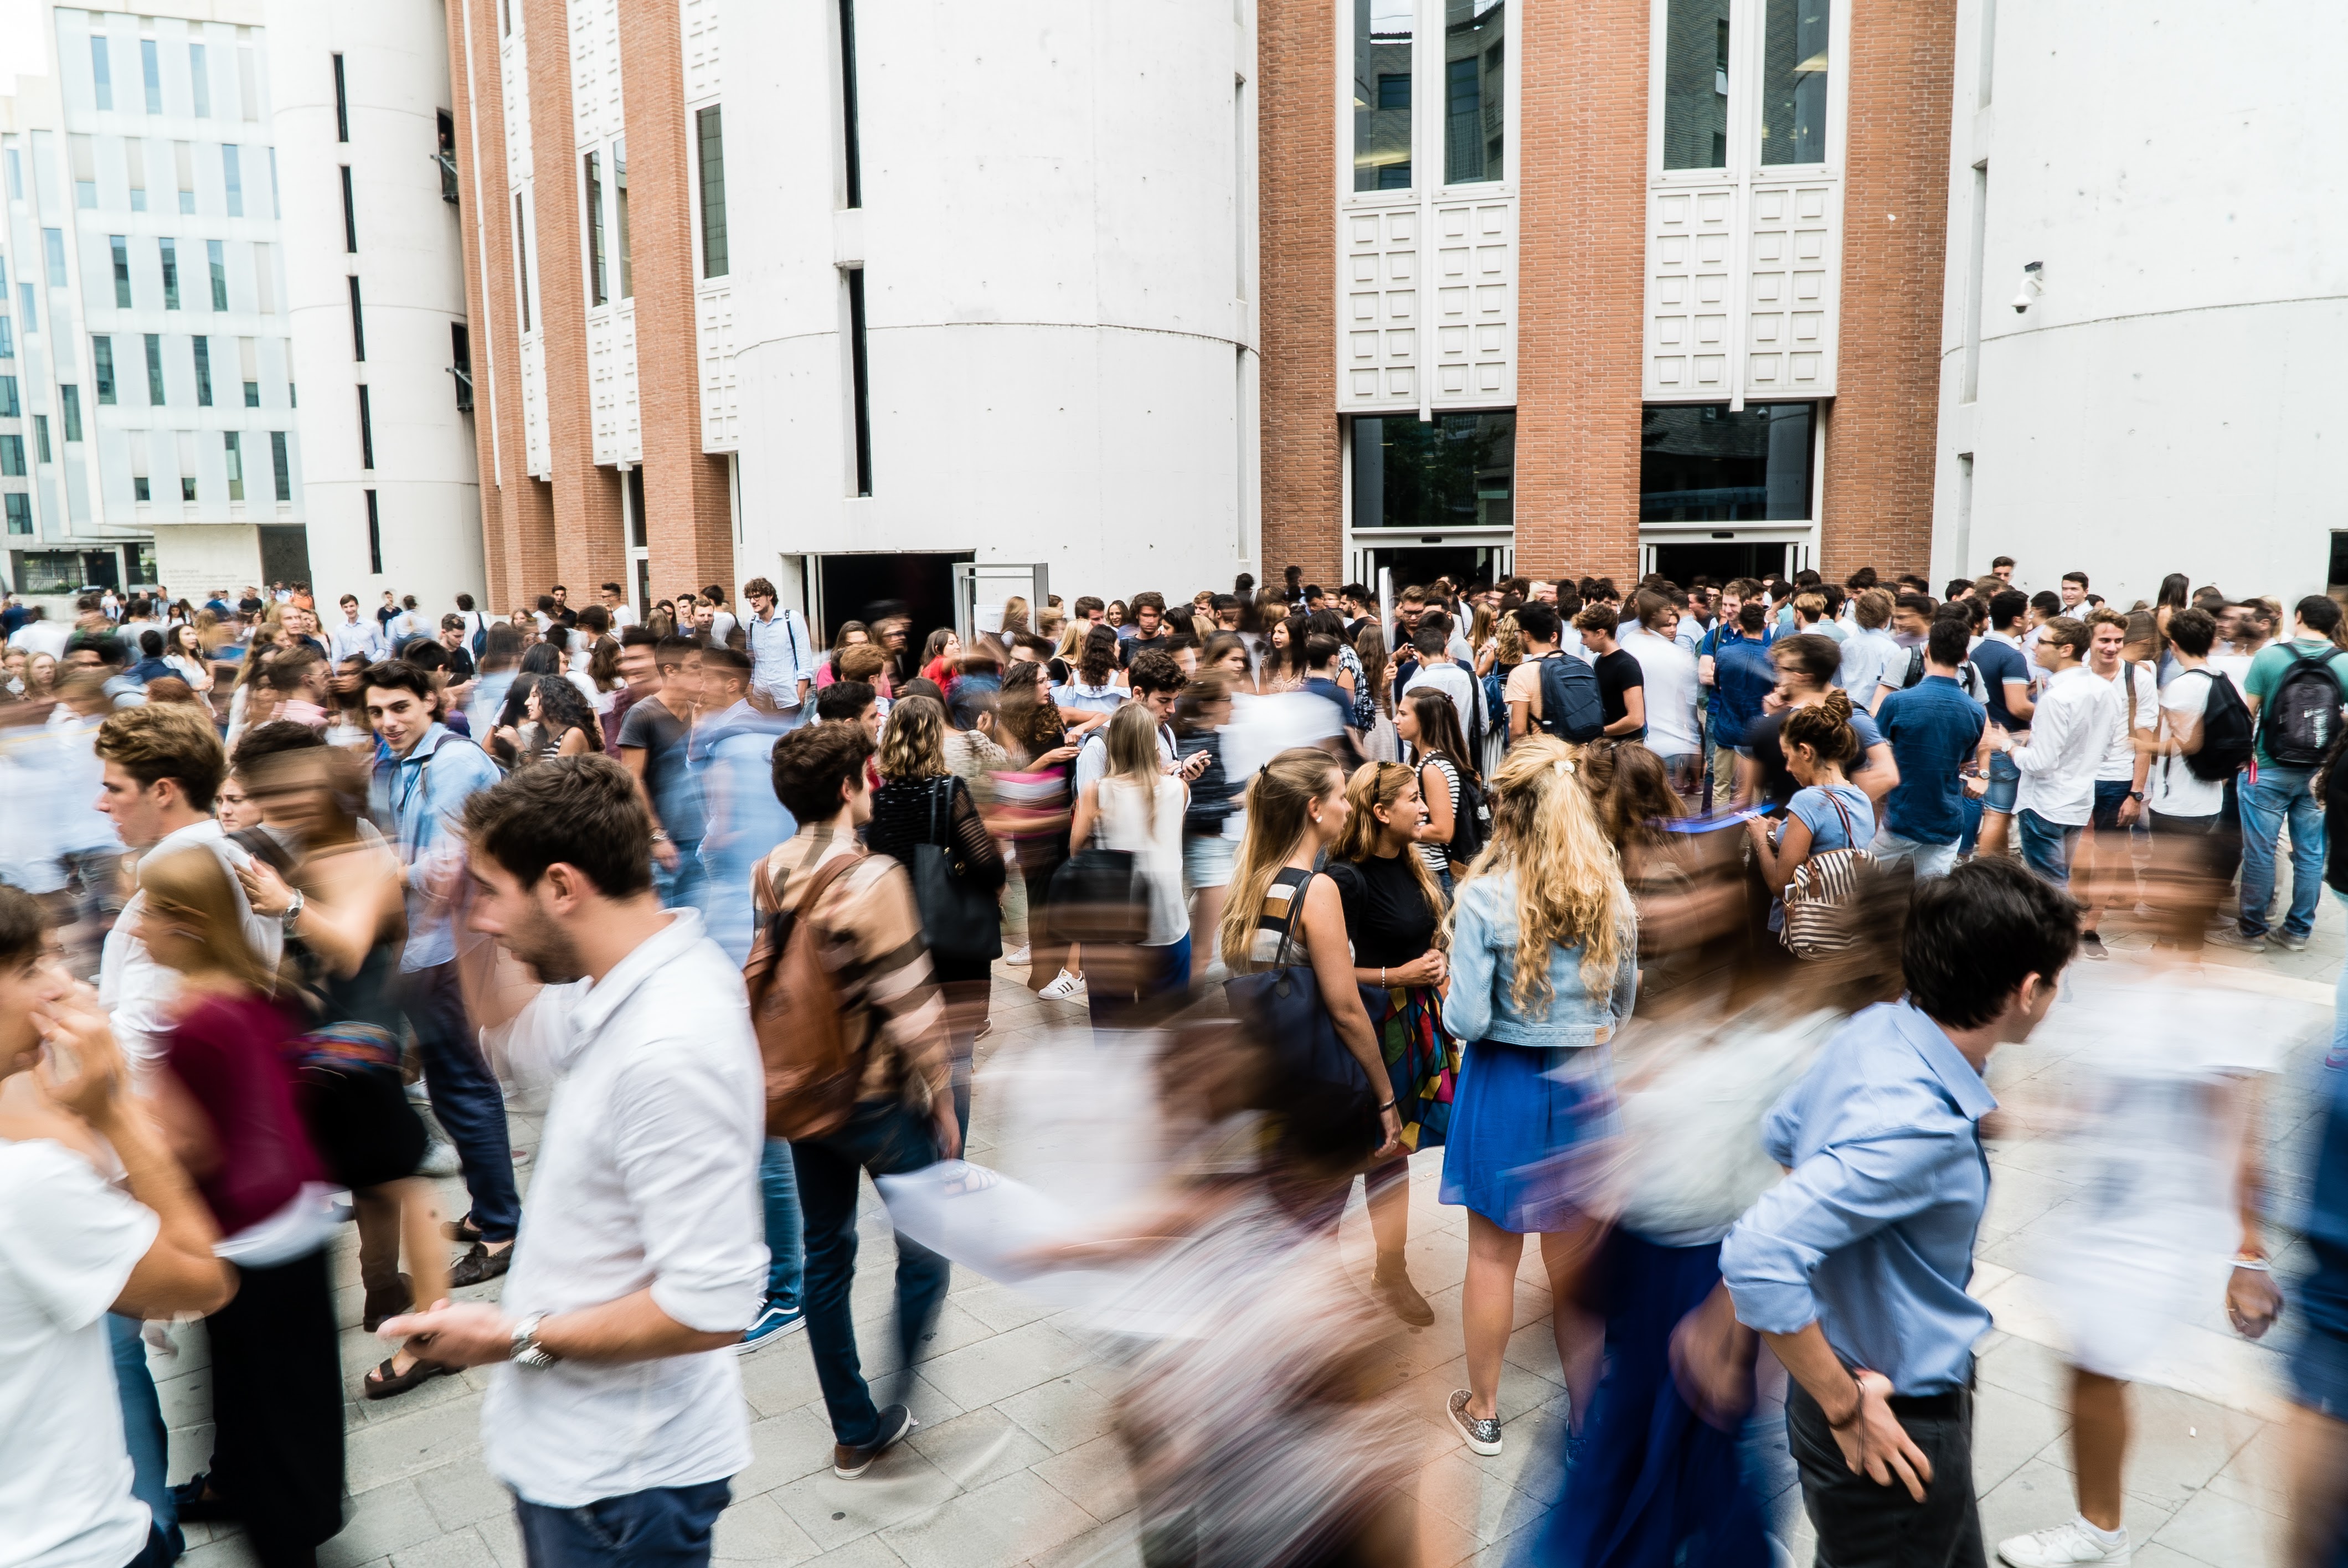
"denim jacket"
1445,868,1639,1047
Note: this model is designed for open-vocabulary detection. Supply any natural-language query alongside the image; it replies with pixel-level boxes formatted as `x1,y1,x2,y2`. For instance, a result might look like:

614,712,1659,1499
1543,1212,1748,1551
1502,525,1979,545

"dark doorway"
259,524,313,587
80,549,120,590
1363,545,1509,594
1651,541,1783,587
815,551,971,651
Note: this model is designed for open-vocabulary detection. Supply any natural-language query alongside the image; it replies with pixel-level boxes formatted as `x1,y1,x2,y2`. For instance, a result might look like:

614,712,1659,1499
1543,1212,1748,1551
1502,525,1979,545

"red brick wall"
1255,0,1341,586
1821,0,1956,581
615,0,733,598
1514,0,1649,584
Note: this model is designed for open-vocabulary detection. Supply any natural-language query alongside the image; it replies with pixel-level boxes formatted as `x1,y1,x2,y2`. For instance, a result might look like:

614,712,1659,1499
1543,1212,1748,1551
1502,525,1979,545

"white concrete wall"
727,0,1260,606
266,0,484,610
1930,0,2348,608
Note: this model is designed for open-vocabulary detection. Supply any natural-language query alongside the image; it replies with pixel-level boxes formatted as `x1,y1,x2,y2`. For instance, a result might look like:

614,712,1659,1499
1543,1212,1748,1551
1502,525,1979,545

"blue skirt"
1439,1038,1617,1234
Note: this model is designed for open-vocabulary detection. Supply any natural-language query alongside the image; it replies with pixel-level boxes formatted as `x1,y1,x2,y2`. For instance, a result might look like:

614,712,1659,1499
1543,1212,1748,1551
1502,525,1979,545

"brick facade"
1255,0,1341,586
1820,0,1956,581
1515,0,1649,584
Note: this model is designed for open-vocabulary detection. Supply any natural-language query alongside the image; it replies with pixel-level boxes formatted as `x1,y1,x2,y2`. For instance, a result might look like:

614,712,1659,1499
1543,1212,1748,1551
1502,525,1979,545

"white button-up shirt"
745,607,817,709
2009,663,2119,827
482,910,767,1509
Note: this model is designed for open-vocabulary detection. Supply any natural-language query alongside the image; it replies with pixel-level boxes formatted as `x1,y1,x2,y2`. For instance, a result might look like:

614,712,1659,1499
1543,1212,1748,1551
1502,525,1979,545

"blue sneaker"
735,1299,805,1354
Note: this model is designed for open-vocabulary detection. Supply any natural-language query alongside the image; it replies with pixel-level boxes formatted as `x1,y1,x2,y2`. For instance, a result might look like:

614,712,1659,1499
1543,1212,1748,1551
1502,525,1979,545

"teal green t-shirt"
2244,637,2348,768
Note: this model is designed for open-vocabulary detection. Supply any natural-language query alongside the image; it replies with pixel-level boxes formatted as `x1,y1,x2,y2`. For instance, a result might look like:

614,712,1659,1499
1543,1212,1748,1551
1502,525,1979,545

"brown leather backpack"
743,849,863,1140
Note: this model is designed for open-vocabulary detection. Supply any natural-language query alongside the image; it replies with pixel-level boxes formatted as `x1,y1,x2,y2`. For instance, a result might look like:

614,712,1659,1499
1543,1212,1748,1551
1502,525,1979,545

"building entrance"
1353,541,1513,596
1649,541,1783,586
811,551,974,651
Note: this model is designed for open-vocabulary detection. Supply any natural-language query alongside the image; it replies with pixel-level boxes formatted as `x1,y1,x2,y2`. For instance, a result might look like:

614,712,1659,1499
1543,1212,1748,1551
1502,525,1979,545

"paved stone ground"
161,891,2331,1568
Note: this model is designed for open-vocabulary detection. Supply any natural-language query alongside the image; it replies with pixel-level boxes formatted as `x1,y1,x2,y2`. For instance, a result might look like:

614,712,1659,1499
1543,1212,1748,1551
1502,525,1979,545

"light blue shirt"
1443,868,1638,1048
371,724,503,971
1720,999,1997,1395
1837,626,1902,703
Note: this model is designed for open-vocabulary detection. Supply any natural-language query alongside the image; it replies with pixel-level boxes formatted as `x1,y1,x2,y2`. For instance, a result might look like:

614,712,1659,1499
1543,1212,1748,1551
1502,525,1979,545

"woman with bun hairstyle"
1746,688,1876,929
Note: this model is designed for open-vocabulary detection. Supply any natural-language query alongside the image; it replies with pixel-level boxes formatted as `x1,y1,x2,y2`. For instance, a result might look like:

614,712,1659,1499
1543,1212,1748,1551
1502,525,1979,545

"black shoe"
441,1212,483,1244
171,1474,236,1523
833,1405,916,1478
362,1272,414,1333
449,1241,512,1288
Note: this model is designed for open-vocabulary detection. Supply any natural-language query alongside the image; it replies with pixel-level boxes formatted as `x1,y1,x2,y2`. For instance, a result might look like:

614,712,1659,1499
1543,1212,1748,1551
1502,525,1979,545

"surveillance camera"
2012,290,2033,314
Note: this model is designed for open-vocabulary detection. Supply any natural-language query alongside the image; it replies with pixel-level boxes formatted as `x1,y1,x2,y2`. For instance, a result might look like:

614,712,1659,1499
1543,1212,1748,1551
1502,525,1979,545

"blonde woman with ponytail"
1438,735,1637,1462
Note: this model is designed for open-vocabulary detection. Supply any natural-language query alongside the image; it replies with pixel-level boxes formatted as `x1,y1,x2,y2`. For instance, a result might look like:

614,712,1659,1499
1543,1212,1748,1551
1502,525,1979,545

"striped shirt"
1417,755,1461,875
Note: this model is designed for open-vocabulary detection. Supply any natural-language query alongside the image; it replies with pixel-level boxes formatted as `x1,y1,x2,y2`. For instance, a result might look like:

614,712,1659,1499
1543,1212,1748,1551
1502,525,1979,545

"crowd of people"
0,553,2342,1568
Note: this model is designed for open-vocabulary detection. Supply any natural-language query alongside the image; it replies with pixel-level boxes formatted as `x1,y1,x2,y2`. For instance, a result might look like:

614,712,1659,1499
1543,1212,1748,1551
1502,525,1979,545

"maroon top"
165,992,321,1237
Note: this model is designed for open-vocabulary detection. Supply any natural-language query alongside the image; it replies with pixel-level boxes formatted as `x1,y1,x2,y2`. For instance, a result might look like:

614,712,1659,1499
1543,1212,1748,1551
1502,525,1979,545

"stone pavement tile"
156,1361,215,1430
734,1404,849,1498
166,1419,218,1483
1412,1501,1484,1568
1970,1378,2069,1495
343,1390,486,1489
348,1349,478,1425
905,1406,1055,1494
1416,1449,1535,1545
2203,1421,2291,1517
1975,1328,2073,1407
880,1469,1098,1568
1018,1512,1141,1568
321,1476,453,1566
1392,1286,1470,1376
2149,1484,2287,1567
713,1490,825,1565
954,1278,1064,1335
740,1340,830,1419
768,1445,961,1552
916,1318,1091,1411
1976,1164,2080,1247
1977,1455,2094,1555
2033,1383,2265,1513
388,1525,501,1568
800,1538,909,1567
995,1375,1116,1454
1398,1355,1558,1430
1027,1433,1136,1524
476,1507,524,1568
2133,1544,2231,1568
177,1536,261,1568
415,1452,518,1533
1499,1317,1565,1385
861,1299,1002,1380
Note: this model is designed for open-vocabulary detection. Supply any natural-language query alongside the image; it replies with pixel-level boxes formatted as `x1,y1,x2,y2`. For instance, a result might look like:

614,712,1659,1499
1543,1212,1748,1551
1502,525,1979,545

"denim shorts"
2088,777,2135,832
1182,831,1235,893
1984,750,2020,814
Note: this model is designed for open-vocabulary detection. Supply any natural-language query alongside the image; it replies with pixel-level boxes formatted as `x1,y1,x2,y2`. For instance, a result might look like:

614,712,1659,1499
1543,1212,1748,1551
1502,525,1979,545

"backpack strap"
791,849,864,928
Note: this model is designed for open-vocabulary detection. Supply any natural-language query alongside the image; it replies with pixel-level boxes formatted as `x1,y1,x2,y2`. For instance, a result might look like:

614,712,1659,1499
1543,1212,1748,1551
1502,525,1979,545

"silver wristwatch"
280,889,305,928
509,1312,559,1370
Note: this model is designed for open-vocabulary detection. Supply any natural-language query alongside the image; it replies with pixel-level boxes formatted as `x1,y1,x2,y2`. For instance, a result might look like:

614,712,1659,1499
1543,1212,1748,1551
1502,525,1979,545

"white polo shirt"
483,909,768,1508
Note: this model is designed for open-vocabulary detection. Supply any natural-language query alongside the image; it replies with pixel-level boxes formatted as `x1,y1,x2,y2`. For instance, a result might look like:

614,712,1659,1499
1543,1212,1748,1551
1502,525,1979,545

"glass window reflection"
1759,0,1829,164
1352,412,1516,530
1354,0,1414,192
1662,0,1732,170
1444,0,1504,185
1639,403,1814,522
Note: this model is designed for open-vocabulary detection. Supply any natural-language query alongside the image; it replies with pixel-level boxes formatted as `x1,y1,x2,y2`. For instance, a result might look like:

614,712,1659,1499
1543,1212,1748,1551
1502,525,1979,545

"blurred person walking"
1439,736,1636,1459
381,757,767,1568
995,662,1083,995
617,635,709,914
692,647,794,966
1072,702,1192,1025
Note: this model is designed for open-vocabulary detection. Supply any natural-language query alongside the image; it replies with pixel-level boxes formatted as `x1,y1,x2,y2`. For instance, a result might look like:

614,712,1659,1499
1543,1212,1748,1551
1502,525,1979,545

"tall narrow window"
1353,0,1413,191
1444,1,1505,185
346,275,365,359
513,193,533,329
174,140,194,212
846,268,872,496
0,375,17,416
450,322,472,411
126,136,147,208
267,147,280,218
1759,0,1829,164
91,37,112,110
222,145,243,215
71,135,97,208
159,237,179,307
222,431,243,501
696,107,728,277
189,43,210,117
584,152,606,306
357,384,374,468
1954,453,1975,571
612,137,632,298
111,236,131,306
238,45,258,120
144,333,163,403
1961,163,1987,404
0,318,12,357
59,386,83,442
838,0,863,207
270,430,290,501
0,434,22,475
130,432,148,499
192,336,213,405
365,488,382,571
141,39,161,115
208,239,227,308
436,110,459,202
92,336,115,403
34,415,51,462
332,53,349,141
16,287,32,330
42,228,65,282
253,245,275,312
239,337,258,405
340,165,358,251
1662,0,1732,169
4,493,28,533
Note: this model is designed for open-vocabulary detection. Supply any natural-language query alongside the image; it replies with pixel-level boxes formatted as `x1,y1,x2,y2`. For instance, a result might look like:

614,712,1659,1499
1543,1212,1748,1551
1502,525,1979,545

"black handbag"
1044,847,1147,946
1223,868,1381,1168
912,776,1003,965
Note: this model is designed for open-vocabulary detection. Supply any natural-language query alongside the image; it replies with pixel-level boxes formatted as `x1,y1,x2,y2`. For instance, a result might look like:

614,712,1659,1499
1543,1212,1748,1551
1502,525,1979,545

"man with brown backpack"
748,719,960,1479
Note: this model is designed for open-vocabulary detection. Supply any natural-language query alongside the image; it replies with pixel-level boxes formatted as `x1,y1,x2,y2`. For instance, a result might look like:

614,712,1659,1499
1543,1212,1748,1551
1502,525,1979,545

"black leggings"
205,1247,346,1567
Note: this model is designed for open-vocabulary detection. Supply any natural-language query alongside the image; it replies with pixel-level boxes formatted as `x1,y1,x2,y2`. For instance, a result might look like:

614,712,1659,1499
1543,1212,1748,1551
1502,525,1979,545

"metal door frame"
952,561,1051,646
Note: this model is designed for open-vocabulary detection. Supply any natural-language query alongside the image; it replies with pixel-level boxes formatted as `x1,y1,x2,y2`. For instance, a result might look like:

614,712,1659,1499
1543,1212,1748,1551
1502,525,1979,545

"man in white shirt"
703,585,741,648
2074,608,2158,958
382,757,765,1568
1620,591,1703,796
1990,616,2117,892
328,594,387,665
1837,589,1902,710
0,885,235,1568
8,606,73,660
599,582,636,630
742,576,819,726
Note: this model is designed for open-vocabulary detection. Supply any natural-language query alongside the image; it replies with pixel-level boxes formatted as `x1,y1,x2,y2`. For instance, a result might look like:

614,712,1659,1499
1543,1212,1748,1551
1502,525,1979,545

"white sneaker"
1004,945,1032,967
1037,969,1087,1000
1997,1518,2130,1566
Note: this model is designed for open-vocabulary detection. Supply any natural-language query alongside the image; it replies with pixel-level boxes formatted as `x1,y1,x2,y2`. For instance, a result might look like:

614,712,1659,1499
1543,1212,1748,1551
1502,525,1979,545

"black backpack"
2258,647,2345,768
1448,767,1490,864
1900,646,1985,702
2183,667,2255,781
1535,651,1606,743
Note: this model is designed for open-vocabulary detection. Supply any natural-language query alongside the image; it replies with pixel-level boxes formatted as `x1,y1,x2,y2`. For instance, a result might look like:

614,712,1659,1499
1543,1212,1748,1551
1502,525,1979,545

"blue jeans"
654,838,707,915
789,1100,953,1448
2241,765,2323,940
513,1479,732,1568
2017,808,2083,888
107,1313,178,1561
402,959,521,1241
2332,892,2348,1069
1870,827,1959,880
759,1138,804,1312
1983,750,2021,815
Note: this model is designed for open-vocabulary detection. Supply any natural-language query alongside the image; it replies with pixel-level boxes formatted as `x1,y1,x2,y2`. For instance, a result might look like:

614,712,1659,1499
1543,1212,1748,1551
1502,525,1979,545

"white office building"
1929,0,2348,607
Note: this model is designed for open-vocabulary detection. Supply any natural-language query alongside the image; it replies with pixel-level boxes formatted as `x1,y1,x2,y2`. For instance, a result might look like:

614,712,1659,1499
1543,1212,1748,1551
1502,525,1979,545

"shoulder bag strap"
1824,788,1859,850
1269,866,1312,969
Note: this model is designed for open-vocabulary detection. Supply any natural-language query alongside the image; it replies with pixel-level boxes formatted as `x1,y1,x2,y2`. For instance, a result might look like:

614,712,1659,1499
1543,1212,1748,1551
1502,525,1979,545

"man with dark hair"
1872,616,1987,880
383,757,765,1567
598,581,634,629
1074,651,1197,793
1970,589,2037,858
2222,592,2348,951
126,627,174,687
618,630,707,912
1992,616,2115,889
2059,570,2090,612
363,659,518,1286
763,720,960,1480
1574,604,1646,740
1717,858,2077,1567
742,576,816,726
1118,591,1171,667
436,614,479,682
1990,555,2015,584
813,678,881,739
2142,606,2232,950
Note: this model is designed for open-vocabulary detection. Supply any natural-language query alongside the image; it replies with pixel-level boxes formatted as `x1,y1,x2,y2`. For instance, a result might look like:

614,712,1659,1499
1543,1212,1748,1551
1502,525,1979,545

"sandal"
362,1273,414,1334
363,1354,453,1401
